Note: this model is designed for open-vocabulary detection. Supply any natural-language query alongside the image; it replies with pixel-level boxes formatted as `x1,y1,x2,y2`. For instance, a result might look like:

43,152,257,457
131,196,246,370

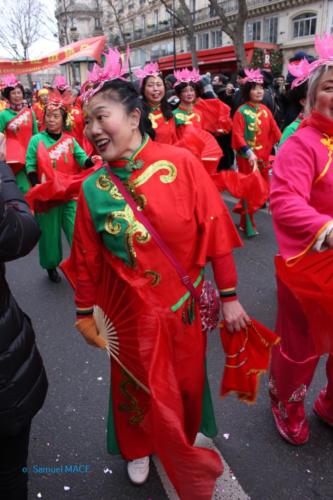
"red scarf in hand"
220,319,280,403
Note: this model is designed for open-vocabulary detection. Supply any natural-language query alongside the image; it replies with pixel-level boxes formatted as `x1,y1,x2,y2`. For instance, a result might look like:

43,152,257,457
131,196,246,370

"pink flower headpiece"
2,74,20,89
243,68,264,84
134,62,160,82
288,58,319,89
287,34,333,89
54,75,70,92
173,68,201,87
81,47,130,103
315,33,333,63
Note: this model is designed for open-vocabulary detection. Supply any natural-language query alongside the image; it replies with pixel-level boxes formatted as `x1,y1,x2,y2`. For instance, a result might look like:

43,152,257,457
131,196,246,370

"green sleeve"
279,119,301,148
0,111,9,132
73,138,88,167
25,135,39,174
31,111,38,135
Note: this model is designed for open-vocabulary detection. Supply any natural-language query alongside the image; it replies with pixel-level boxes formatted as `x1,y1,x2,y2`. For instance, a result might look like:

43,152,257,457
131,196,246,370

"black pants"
216,133,235,170
0,423,31,500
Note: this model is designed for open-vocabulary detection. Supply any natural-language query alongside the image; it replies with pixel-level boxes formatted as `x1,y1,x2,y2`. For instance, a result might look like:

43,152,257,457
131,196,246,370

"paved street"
6,200,333,500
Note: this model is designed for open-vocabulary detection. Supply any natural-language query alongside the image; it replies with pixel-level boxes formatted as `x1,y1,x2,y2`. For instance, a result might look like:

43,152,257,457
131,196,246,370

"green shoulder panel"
82,166,135,267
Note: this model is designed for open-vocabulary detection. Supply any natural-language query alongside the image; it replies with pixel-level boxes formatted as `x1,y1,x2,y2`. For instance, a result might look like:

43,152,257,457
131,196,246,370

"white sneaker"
127,456,150,485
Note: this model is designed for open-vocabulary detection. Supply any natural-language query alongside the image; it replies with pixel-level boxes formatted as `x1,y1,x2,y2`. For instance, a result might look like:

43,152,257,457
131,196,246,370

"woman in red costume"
0,74,38,194
32,88,49,132
232,69,281,236
53,75,93,154
269,35,333,445
63,49,250,498
137,62,178,144
173,68,232,136
137,63,222,174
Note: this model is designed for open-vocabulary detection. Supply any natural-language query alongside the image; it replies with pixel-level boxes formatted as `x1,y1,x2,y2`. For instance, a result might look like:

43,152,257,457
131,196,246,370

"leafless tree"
208,0,248,70
104,0,127,46
160,0,198,68
0,0,56,87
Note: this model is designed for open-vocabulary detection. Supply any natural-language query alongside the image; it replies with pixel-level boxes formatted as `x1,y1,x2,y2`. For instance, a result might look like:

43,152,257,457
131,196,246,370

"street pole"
172,0,176,69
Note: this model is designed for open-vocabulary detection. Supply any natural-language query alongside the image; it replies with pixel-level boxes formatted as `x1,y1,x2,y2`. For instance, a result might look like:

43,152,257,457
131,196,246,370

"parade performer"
269,35,333,445
62,49,250,498
232,69,281,236
138,63,222,174
53,75,91,152
173,68,233,136
0,74,38,194
32,88,49,132
136,62,178,144
25,95,99,283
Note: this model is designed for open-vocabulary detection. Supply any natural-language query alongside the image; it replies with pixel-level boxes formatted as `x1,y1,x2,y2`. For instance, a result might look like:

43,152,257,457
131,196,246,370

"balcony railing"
125,20,172,42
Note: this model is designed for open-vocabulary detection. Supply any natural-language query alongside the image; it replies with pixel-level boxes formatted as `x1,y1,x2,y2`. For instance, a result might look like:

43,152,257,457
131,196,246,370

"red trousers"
270,278,333,402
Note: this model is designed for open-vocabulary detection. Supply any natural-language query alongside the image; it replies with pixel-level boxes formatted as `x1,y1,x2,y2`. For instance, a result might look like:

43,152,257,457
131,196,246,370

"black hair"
286,81,308,107
174,81,199,98
96,79,155,140
141,74,173,121
3,84,25,101
241,81,264,102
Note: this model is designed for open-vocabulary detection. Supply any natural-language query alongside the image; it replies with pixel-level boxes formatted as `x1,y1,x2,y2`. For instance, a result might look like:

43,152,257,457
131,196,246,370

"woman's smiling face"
143,76,165,106
84,91,141,161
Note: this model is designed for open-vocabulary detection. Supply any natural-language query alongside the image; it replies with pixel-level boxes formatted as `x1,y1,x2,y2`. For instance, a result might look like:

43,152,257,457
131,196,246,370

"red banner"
0,36,107,75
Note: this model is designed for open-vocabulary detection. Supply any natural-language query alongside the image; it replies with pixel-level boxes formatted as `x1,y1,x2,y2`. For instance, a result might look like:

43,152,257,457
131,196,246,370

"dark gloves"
27,171,39,187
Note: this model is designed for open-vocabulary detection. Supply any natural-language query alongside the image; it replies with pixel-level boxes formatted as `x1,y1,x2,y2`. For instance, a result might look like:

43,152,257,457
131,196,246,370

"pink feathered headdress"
2,74,20,89
287,33,333,89
315,33,333,63
243,68,264,84
54,75,70,92
81,47,130,103
288,58,319,89
134,62,160,82
173,68,201,87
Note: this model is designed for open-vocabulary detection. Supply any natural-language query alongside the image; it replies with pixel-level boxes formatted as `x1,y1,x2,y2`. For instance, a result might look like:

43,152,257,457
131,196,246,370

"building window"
154,9,159,27
263,16,278,43
247,20,261,41
198,32,209,50
293,13,317,38
141,15,146,31
95,17,102,29
211,30,222,48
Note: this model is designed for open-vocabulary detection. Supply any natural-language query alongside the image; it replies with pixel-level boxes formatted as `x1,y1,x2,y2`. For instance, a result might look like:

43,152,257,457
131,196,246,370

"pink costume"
269,111,333,443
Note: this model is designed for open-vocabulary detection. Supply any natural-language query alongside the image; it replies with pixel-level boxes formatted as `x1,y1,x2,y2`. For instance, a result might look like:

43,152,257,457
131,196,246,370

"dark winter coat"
0,161,48,436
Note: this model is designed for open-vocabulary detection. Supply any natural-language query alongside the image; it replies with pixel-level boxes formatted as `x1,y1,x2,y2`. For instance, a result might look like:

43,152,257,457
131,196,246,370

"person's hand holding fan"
75,316,107,350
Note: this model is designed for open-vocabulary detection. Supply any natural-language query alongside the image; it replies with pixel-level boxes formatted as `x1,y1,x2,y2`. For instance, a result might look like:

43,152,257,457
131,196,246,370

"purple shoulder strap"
105,165,201,301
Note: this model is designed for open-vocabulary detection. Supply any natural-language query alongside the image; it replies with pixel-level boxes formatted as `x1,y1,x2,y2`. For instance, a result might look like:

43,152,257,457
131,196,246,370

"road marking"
152,433,249,500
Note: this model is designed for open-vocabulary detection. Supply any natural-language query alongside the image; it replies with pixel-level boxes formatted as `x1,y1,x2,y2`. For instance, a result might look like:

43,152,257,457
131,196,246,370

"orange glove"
75,317,107,350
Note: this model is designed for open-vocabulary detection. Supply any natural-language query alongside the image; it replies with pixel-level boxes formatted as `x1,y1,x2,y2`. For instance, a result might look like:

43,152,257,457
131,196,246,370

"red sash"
38,133,81,176
6,108,33,173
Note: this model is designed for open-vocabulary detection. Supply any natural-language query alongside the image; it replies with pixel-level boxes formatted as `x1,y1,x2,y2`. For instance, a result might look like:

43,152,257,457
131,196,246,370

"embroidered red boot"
269,376,309,445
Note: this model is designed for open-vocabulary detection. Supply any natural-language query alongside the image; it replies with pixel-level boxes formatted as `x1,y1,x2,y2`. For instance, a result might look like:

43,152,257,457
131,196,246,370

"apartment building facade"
102,0,332,74
55,0,104,83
